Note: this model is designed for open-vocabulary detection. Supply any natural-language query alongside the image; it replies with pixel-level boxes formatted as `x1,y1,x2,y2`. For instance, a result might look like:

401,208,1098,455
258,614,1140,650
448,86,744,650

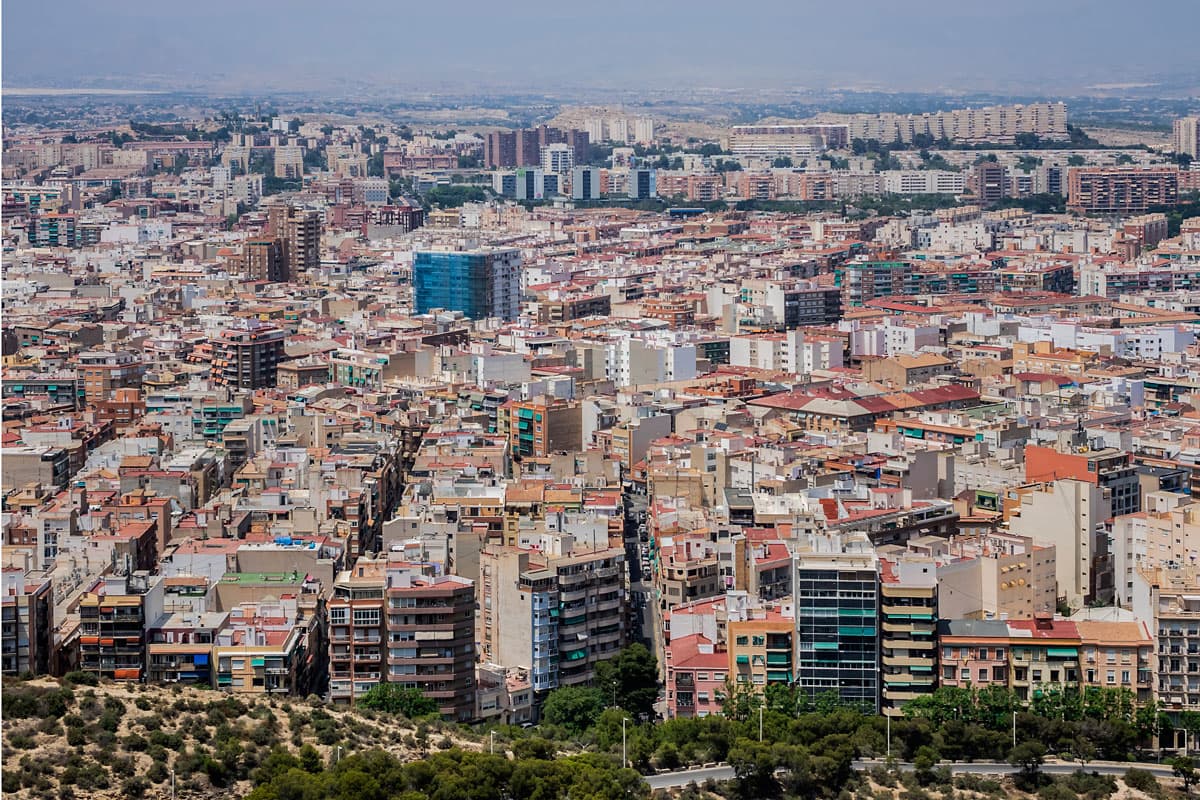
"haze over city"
5,0,1200,94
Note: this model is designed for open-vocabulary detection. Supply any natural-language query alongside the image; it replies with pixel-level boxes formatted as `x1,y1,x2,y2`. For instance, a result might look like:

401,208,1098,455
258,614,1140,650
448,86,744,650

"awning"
1046,648,1078,658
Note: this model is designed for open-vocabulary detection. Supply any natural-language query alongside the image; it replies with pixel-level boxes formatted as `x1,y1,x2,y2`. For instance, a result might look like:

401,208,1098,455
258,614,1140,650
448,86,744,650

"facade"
210,322,286,389
1067,167,1180,214
497,398,583,458
479,544,626,704
628,168,656,200
78,350,144,403
729,124,848,159
571,166,600,200
412,247,521,321
1173,117,1200,159
77,574,163,681
267,204,321,275
1,569,53,675
792,535,881,711
540,143,575,175
880,560,937,715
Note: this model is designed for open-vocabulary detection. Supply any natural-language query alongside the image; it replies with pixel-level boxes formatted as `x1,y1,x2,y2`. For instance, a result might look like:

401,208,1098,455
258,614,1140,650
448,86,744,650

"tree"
1175,756,1198,795
913,745,940,786
1115,153,1135,165
772,156,793,168
1068,154,1086,167
540,686,606,734
1009,740,1047,790
594,643,659,720
356,684,438,718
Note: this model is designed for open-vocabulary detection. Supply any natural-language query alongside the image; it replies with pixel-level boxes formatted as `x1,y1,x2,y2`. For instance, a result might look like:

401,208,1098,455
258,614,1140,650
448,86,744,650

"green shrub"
1124,768,1161,797
63,671,98,687
121,775,151,799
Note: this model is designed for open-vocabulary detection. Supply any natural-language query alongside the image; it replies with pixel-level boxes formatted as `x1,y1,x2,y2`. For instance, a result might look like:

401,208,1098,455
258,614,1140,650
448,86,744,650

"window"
232,659,245,670
944,666,955,680
979,648,988,660
736,636,748,646
943,647,953,660
1107,670,1116,684
995,648,1005,659
978,668,988,682
1122,671,1131,684
960,669,970,680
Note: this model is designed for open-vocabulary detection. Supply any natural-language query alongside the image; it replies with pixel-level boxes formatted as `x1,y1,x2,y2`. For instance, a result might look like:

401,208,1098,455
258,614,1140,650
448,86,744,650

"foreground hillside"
1,675,1191,800
1,676,479,800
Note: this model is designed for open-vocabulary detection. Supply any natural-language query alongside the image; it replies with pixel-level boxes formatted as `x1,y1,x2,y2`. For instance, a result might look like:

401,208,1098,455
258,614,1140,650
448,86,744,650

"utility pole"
490,731,495,755
622,717,629,769
886,713,891,757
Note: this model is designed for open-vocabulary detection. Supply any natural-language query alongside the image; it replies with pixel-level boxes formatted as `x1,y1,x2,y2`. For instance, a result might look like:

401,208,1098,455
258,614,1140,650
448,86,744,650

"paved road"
643,758,1179,790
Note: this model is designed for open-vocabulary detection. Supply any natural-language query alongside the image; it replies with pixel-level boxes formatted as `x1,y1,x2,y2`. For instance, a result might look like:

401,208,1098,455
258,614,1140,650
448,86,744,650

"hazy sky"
4,0,1199,94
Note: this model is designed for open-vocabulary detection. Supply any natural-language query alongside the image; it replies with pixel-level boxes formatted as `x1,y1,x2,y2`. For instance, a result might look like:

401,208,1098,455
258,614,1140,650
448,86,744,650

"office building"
210,321,287,389
1174,117,1200,159
792,533,881,712
1067,167,1180,213
571,166,600,200
413,247,521,321
628,168,656,200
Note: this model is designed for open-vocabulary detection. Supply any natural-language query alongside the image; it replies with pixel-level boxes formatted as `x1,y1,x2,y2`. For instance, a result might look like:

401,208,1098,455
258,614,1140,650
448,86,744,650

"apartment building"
210,322,286,390
1173,117,1200,159
1,569,53,676
1067,167,1180,214
496,397,583,458
78,350,144,403
328,561,386,704
879,559,938,715
213,596,322,697
78,573,164,681
728,608,794,691
413,247,521,321
479,543,626,704
729,124,848,159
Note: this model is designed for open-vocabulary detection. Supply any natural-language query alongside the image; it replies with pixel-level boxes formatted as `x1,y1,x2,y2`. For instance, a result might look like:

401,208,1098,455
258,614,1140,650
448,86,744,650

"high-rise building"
879,559,937,715
274,140,305,179
1,569,52,676
628,168,656,200
571,166,600,200
540,143,575,175
792,533,880,711
242,239,286,282
412,247,521,321
497,397,583,458
1173,117,1200,159
210,321,286,389
328,556,476,720
970,163,1010,205
267,205,321,275
479,544,626,700
633,116,656,145
485,130,519,169
1067,167,1180,213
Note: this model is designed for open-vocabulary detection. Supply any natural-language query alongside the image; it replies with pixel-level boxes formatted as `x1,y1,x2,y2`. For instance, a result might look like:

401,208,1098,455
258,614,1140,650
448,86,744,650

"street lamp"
170,769,175,800
622,717,629,769
490,730,495,755
759,705,764,742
